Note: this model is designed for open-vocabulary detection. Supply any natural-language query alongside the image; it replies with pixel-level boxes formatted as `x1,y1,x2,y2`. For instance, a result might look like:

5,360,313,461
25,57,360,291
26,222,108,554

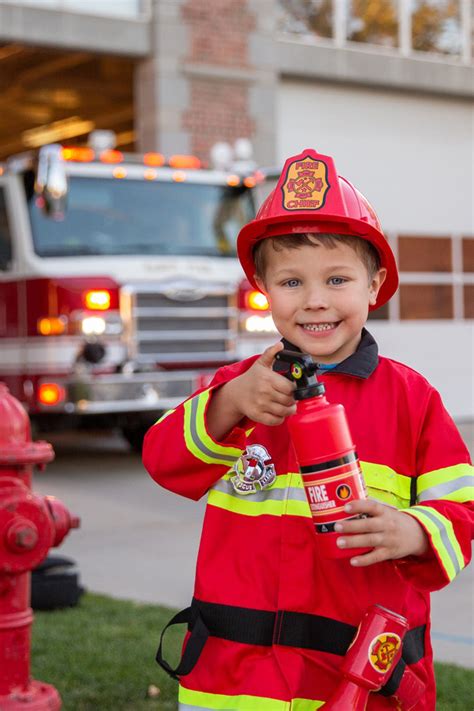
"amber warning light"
38,383,66,406
61,147,95,162
169,155,201,170
37,317,66,336
247,290,269,311
84,290,111,311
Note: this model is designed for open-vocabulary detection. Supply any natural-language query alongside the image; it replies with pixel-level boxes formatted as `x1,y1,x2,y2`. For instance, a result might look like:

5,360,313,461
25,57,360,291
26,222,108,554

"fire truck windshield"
27,176,255,258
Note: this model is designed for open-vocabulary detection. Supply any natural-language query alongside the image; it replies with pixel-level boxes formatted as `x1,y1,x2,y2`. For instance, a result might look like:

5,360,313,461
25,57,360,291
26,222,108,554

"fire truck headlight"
81,316,107,335
244,315,277,333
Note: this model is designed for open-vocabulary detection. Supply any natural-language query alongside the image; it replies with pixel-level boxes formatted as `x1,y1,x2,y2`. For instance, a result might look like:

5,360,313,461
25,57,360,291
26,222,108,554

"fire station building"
0,0,473,417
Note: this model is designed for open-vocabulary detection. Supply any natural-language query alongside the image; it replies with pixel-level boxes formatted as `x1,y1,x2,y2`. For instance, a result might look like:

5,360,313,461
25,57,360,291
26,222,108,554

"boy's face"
255,238,387,364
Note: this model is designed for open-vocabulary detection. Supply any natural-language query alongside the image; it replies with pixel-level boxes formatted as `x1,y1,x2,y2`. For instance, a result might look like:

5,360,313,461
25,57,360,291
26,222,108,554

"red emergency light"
83,290,111,311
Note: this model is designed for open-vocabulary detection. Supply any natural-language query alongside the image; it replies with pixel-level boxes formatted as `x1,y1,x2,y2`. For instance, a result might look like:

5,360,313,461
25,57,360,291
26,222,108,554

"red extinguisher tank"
275,350,369,558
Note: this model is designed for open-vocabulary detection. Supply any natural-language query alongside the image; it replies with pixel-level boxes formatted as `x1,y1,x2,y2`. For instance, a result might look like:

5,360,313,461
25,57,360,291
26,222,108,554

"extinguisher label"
301,456,367,528
368,633,402,673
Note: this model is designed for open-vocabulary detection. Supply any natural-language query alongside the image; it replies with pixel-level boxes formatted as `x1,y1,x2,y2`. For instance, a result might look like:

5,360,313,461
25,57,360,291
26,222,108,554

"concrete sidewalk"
36,425,473,669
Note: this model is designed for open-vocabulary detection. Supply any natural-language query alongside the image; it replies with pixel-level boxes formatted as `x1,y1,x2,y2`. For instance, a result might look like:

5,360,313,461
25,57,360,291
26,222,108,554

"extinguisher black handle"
274,349,325,399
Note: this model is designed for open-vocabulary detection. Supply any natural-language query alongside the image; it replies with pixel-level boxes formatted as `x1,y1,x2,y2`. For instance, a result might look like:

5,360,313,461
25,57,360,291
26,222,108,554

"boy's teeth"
303,323,336,332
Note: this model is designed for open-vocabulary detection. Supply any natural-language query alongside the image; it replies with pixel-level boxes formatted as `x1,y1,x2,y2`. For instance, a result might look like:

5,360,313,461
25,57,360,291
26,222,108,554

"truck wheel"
121,423,153,453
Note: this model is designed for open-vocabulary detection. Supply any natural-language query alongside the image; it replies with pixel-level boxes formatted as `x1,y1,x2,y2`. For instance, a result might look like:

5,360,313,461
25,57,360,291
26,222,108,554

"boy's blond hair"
253,233,381,284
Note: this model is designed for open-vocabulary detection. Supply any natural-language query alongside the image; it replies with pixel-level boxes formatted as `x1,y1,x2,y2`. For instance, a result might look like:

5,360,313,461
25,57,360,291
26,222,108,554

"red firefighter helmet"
237,148,398,310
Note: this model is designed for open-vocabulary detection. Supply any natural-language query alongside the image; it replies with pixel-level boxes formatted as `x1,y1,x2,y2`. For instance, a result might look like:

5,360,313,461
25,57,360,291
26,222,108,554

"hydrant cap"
0,383,54,465
0,383,30,443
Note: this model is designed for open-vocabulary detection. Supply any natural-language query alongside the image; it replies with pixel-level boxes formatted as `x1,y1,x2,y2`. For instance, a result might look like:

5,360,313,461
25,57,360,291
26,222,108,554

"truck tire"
31,555,84,610
121,422,154,453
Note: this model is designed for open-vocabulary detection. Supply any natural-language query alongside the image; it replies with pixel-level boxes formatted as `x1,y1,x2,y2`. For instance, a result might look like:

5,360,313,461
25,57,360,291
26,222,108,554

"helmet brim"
237,215,398,311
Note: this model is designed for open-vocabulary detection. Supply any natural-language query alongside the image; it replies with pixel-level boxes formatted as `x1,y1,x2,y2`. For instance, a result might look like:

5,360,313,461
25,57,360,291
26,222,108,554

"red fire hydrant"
0,383,79,709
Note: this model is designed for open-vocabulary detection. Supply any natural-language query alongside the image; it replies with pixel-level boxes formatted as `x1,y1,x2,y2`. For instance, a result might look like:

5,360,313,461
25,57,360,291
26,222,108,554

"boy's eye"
328,277,347,286
284,278,300,288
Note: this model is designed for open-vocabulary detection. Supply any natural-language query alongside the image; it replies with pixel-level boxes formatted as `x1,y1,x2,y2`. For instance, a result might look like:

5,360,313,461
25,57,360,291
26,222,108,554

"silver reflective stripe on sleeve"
418,475,474,502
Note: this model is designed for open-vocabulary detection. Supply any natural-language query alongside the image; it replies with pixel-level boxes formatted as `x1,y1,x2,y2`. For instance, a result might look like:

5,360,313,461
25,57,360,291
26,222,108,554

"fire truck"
0,133,277,450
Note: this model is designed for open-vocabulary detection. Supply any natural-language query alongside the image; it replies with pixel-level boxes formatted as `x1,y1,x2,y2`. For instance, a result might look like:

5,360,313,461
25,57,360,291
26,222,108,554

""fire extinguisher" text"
307,485,336,511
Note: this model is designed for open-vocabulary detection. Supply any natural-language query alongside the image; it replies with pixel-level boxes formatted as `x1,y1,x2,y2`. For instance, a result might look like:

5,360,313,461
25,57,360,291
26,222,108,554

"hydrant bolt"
5,520,39,552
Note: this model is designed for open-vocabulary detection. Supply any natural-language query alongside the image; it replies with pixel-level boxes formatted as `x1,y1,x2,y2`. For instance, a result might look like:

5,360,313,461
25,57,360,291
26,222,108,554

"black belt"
156,598,425,697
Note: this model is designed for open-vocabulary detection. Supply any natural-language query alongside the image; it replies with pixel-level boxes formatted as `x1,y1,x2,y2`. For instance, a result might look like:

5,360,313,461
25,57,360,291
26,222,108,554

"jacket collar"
280,328,379,380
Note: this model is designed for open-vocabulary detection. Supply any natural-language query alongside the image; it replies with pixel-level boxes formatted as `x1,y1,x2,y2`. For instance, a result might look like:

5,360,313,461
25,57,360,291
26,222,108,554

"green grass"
31,593,473,710
32,594,181,710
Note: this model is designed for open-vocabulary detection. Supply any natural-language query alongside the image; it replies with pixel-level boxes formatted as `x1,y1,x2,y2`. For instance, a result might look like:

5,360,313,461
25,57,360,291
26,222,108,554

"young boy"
143,148,473,710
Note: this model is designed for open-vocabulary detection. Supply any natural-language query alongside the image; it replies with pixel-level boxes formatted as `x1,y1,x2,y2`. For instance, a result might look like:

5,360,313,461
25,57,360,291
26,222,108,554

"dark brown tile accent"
398,236,452,272
462,238,474,273
463,285,474,318
400,284,453,319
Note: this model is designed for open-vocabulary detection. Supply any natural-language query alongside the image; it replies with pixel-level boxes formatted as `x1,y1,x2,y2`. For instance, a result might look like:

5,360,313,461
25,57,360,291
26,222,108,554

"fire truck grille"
125,286,237,364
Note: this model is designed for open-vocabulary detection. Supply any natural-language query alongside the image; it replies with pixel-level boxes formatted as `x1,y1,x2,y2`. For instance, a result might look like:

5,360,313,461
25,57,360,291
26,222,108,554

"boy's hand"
207,342,296,440
334,499,429,567
225,341,297,426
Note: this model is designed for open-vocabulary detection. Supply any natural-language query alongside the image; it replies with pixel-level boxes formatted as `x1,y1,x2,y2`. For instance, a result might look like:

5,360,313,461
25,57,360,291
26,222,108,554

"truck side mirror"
35,144,68,219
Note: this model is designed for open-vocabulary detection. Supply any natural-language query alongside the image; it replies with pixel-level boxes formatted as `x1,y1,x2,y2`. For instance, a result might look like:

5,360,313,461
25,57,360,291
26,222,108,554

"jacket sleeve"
142,361,256,501
397,387,473,591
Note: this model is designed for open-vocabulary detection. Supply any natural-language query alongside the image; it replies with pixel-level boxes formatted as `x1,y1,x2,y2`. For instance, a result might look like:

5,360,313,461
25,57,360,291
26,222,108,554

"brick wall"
181,0,256,159
182,0,255,68
183,80,255,160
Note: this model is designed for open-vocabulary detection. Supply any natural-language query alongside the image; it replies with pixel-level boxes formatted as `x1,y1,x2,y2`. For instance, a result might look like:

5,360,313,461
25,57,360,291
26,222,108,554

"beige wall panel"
277,81,473,235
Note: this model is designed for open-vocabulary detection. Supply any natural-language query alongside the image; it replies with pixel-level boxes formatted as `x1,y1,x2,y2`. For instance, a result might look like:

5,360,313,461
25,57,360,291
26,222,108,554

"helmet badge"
282,155,330,211
231,444,276,496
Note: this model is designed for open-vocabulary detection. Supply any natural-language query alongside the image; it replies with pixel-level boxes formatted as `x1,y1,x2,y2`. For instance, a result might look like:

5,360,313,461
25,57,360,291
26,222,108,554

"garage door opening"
0,44,136,159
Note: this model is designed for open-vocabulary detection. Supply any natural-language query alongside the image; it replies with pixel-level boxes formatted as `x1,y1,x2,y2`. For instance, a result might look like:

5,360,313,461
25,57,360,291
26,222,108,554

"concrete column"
248,0,279,166
134,0,190,154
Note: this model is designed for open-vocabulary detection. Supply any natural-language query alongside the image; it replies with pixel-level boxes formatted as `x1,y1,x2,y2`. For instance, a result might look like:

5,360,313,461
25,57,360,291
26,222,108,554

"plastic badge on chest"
231,444,276,495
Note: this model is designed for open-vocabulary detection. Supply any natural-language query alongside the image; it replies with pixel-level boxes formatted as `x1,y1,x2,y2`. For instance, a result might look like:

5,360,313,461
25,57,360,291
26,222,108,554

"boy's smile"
256,238,386,364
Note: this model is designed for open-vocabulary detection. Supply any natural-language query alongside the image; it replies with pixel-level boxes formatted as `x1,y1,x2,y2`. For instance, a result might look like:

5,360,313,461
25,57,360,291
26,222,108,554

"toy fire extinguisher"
322,604,424,710
275,349,369,558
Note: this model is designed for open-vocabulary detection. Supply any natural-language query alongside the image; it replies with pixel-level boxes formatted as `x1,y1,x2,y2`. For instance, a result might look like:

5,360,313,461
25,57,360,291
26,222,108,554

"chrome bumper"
40,370,212,415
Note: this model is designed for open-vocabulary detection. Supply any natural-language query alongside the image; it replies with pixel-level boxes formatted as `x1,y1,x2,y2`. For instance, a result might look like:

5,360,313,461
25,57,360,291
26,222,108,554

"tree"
412,0,460,53
279,0,333,39
348,0,398,46
279,0,462,54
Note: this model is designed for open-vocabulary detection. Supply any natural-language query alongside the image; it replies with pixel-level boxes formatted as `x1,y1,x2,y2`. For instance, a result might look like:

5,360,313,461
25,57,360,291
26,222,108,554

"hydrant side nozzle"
44,496,81,547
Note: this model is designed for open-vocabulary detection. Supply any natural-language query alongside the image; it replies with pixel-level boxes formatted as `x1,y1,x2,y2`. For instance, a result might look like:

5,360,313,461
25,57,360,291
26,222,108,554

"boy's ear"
369,268,387,306
254,275,267,294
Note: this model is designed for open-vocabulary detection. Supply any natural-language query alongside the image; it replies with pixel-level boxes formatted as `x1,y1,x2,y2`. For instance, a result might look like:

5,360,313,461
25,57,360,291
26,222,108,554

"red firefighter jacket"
143,330,473,711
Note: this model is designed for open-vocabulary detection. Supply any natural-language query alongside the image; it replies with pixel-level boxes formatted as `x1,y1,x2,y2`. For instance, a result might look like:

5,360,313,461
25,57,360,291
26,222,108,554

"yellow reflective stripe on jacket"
361,461,412,509
179,686,324,710
404,505,465,582
208,472,311,519
183,390,243,467
154,408,175,425
208,463,415,518
417,463,474,503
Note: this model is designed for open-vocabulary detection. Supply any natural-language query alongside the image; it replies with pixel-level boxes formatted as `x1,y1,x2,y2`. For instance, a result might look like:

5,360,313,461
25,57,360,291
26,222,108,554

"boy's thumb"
258,341,284,369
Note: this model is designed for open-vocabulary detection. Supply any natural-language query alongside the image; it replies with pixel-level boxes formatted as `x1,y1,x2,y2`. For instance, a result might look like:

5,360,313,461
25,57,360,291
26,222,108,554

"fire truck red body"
0,137,276,448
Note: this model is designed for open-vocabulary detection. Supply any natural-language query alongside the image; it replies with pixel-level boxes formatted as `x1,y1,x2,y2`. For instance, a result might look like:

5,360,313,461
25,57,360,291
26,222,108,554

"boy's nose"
303,286,329,310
